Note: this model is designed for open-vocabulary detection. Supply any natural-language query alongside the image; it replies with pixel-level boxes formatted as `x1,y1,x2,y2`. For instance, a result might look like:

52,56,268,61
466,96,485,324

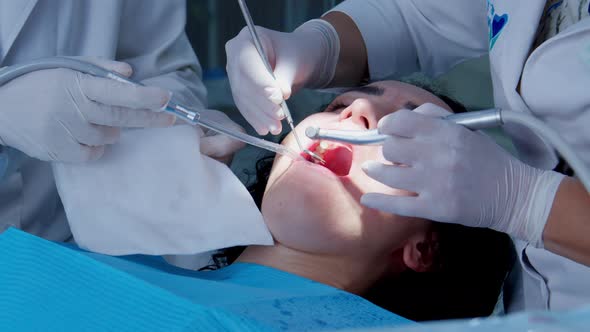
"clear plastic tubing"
0,57,304,162
189,109,304,161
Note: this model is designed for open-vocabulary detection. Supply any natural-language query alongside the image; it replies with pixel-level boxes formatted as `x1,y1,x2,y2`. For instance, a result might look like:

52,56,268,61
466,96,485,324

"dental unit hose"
0,57,304,161
306,108,590,193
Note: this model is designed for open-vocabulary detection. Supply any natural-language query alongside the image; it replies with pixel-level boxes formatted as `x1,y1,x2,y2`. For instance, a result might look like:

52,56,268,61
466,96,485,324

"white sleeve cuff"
526,171,565,249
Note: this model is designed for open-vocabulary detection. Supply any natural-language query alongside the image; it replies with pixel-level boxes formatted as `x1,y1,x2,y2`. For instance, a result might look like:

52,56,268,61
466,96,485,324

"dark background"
185,0,343,79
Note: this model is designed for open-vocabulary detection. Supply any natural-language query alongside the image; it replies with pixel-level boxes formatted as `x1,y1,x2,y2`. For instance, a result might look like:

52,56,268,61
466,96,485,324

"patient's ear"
402,230,439,272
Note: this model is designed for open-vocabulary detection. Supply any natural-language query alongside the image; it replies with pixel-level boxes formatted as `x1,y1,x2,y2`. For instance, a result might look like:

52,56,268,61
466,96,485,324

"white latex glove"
0,57,175,163
361,104,565,247
226,19,340,135
197,110,246,165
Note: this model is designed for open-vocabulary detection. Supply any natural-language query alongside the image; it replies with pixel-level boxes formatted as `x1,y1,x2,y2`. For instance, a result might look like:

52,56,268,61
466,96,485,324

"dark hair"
216,88,514,320
437,94,468,114
364,226,514,321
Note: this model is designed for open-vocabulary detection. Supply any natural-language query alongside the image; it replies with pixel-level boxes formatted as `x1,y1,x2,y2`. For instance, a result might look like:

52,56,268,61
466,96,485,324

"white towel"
52,125,273,256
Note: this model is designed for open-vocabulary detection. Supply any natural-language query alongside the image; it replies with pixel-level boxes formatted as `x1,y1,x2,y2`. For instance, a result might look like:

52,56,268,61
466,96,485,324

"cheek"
262,165,366,253
261,131,416,254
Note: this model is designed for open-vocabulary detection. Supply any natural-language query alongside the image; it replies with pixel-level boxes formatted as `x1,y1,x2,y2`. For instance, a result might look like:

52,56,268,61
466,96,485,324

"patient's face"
262,81,452,257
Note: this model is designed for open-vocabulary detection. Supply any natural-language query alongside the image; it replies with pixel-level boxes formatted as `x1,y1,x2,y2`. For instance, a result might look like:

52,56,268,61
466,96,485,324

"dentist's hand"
0,57,175,163
225,19,339,135
361,104,565,247
197,110,246,165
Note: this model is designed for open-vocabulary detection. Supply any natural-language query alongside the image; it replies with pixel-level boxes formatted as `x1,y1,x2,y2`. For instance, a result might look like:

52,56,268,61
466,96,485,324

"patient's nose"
340,99,378,129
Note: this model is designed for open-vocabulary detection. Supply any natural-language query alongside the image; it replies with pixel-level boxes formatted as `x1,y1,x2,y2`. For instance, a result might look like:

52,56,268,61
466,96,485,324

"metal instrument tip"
288,122,325,164
304,149,326,164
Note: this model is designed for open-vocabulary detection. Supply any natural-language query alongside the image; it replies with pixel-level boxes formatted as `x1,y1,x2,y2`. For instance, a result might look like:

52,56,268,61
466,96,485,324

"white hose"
502,110,590,193
0,57,304,161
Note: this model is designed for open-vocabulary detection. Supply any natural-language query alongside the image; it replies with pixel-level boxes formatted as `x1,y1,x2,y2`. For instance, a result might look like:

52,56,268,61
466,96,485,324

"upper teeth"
316,141,330,154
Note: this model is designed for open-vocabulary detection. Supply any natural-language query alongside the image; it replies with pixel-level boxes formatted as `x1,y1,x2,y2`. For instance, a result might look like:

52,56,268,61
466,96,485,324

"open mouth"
302,141,353,176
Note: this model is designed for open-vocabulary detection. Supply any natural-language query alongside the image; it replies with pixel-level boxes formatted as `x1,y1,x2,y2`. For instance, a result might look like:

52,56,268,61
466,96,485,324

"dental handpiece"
236,0,325,163
306,108,590,193
305,109,504,145
0,57,304,161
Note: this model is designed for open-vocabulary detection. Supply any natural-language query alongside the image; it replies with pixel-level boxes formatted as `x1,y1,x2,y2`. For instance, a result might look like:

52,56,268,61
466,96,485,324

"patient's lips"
303,141,353,176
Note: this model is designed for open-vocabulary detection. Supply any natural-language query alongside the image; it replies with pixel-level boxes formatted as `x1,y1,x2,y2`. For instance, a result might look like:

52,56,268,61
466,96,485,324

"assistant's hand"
197,110,246,165
0,57,175,163
225,19,339,135
361,104,565,247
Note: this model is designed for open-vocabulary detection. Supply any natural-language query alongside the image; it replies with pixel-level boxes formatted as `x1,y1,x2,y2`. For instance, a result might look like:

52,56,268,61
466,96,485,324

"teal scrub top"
0,228,414,331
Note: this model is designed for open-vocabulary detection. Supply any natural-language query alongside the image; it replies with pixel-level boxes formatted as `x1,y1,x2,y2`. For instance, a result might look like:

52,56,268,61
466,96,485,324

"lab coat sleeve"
116,0,207,109
519,19,590,170
329,0,490,79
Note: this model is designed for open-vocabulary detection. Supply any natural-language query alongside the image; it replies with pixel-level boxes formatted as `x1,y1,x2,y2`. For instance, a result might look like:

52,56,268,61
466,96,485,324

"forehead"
337,81,449,111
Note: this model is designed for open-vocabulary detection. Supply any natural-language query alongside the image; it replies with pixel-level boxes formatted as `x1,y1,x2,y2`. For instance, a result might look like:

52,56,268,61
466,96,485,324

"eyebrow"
344,85,384,96
344,85,419,110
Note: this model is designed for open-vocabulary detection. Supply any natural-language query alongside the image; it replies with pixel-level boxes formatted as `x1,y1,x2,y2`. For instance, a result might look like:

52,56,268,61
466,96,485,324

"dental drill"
236,0,325,165
306,108,590,193
305,109,503,145
0,57,305,162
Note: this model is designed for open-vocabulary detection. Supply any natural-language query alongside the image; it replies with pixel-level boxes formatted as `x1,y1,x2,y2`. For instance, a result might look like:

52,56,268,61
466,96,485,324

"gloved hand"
225,19,340,135
361,104,565,247
197,110,246,165
0,57,175,163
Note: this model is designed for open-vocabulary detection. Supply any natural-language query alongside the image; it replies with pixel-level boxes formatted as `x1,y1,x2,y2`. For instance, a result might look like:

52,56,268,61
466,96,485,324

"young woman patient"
174,79,510,329
4,80,511,331
241,80,462,293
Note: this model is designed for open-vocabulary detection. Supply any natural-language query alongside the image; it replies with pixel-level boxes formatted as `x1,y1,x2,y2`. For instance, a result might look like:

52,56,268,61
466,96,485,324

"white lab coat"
0,1,207,243
331,0,590,312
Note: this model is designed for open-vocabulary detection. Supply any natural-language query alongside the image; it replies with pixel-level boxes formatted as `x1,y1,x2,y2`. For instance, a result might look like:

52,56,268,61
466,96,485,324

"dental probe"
306,108,590,193
236,0,325,165
0,57,304,162
305,109,504,145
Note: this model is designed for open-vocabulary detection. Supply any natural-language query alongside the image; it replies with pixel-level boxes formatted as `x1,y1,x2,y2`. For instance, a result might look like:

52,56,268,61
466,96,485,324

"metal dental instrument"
306,109,504,145
0,57,304,162
236,0,325,165
306,107,590,193
167,103,304,161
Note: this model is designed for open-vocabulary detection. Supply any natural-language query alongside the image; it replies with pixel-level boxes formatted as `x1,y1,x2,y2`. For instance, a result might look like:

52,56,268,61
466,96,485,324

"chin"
261,163,368,254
